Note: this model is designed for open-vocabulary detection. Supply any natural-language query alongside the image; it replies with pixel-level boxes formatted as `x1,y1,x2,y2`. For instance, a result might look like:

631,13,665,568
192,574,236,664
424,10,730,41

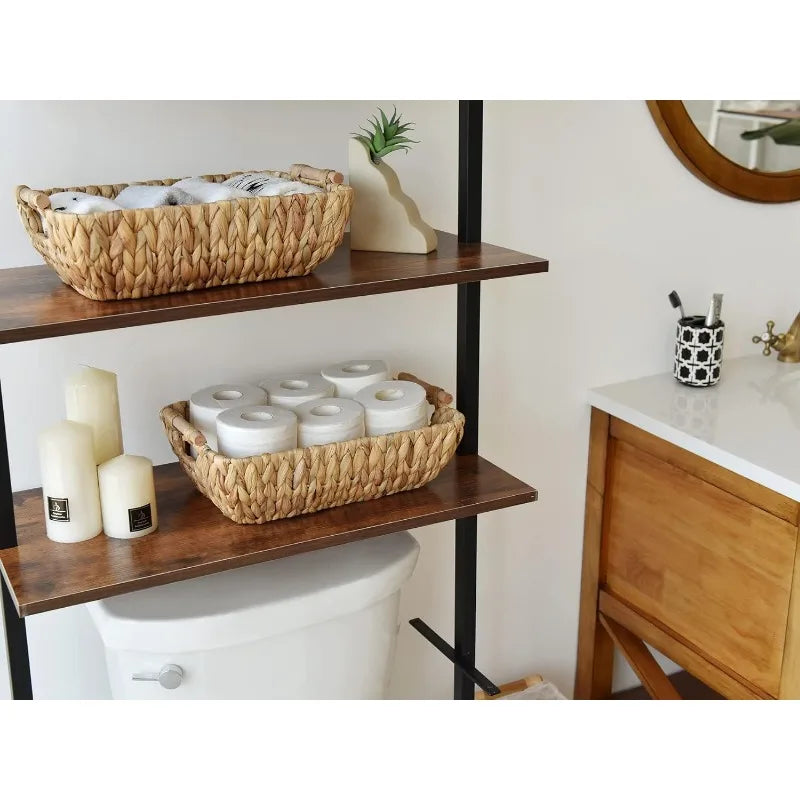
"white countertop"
588,355,800,501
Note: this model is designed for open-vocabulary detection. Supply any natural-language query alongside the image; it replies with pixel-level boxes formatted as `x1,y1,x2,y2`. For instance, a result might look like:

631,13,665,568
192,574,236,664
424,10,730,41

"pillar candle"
65,366,123,465
98,455,158,539
38,420,102,543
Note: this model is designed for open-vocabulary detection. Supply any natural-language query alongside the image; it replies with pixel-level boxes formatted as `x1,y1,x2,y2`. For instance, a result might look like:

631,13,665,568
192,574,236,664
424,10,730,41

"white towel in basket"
255,180,323,197
223,172,323,196
173,178,252,203
43,191,123,232
48,191,123,214
114,185,196,209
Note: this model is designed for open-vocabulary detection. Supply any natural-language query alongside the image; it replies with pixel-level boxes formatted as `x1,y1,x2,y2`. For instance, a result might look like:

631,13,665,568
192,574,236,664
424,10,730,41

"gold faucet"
753,311,800,363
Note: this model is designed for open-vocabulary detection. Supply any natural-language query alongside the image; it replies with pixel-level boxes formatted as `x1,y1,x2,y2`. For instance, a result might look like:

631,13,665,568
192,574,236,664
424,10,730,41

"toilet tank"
87,531,420,699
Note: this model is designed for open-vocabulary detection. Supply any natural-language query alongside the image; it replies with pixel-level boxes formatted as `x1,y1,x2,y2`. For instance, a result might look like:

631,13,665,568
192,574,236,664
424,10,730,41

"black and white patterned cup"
673,315,724,387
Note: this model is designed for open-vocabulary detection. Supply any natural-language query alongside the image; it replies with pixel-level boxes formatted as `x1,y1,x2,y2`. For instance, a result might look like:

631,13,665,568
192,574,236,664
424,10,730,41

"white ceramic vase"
348,139,437,254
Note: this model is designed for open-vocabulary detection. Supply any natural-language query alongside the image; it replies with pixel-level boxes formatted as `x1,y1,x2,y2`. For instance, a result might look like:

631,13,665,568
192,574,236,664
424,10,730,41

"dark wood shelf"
719,107,800,121
0,454,537,617
0,232,548,344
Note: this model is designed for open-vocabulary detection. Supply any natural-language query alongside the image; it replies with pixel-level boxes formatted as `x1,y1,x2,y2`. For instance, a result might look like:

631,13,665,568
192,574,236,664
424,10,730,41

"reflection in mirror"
683,101,800,172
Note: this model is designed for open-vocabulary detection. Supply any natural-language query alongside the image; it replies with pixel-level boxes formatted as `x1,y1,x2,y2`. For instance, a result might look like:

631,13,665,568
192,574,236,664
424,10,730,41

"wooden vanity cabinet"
575,409,800,700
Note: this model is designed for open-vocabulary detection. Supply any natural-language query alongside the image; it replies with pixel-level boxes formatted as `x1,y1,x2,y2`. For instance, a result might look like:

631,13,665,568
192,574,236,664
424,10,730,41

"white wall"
2,101,799,699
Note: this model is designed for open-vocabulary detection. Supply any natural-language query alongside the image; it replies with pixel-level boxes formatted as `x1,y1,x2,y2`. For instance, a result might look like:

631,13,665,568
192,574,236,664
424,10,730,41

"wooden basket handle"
289,164,344,189
397,372,453,408
16,185,50,212
15,185,50,239
164,405,208,449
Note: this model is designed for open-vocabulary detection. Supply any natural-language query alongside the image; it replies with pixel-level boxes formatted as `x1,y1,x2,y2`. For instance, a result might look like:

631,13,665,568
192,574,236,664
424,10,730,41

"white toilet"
87,531,420,699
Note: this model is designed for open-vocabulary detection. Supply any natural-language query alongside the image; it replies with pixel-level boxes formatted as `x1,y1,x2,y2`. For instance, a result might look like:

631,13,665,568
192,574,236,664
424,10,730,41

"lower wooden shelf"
0,454,537,617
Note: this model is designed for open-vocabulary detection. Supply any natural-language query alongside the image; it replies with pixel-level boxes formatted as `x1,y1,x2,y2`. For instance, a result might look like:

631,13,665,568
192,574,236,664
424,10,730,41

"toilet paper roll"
355,380,429,436
364,415,428,437
295,398,366,447
321,359,390,399
216,405,297,458
259,373,334,409
189,383,267,451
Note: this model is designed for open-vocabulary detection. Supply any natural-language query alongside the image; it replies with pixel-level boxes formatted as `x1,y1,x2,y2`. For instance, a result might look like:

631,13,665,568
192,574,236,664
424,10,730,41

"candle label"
47,497,70,522
128,503,153,533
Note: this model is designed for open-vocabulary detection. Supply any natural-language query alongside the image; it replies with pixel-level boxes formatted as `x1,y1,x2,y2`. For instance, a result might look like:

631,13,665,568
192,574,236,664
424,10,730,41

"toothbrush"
668,290,686,320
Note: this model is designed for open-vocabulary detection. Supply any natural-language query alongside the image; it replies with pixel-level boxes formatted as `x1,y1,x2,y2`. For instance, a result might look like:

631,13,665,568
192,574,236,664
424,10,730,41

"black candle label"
47,497,70,522
128,503,153,533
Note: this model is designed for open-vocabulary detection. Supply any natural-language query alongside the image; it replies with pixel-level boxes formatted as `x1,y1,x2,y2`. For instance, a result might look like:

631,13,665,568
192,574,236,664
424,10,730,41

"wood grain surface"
599,613,682,699
0,233,548,344
610,418,799,525
0,455,537,617
600,590,769,699
603,439,796,696
574,408,615,699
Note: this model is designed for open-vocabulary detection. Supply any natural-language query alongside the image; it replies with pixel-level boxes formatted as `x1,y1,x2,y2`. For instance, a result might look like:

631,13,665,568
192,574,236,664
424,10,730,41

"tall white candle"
98,455,158,539
38,421,102,543
65,366,123,465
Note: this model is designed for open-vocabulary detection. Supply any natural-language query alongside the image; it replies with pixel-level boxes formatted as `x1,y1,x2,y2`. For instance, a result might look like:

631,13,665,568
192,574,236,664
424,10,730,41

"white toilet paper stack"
321,359,390,399
355,380,429,437
259,373,334,409
295,398,366,447
216,405,298,458
189,383,267,451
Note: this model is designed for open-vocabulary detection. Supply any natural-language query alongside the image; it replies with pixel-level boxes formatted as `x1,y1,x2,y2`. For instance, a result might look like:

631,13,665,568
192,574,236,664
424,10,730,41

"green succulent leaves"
352,106,419,162
741,119,800,146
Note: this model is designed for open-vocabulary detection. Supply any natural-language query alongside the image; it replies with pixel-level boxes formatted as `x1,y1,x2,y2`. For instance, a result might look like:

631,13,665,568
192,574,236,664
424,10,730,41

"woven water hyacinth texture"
160,377,464,524
16,165,353,301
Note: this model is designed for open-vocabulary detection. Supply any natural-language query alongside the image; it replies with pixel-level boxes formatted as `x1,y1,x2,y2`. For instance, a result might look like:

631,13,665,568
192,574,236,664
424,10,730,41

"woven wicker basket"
159,374,464,525
15,164,353,301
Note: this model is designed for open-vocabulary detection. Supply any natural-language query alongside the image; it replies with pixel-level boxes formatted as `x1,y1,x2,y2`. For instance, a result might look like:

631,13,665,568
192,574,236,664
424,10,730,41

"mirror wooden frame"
647,100,800,203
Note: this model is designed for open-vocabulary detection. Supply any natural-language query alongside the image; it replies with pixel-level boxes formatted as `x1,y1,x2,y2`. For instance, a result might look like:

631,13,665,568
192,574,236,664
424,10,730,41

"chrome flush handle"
132,664,184,690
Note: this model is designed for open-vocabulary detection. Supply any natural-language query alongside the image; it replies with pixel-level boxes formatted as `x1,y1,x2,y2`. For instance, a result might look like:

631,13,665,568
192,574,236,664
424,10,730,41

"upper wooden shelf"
0,232,548,345
719,107,800,121
0,454,537,617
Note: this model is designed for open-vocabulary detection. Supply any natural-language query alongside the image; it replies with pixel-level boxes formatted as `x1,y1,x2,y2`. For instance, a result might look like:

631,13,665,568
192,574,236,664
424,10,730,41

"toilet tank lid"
87,531,420,654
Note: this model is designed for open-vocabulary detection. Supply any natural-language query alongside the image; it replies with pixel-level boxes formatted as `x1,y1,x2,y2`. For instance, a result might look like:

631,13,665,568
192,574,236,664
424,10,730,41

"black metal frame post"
454,100,483,700
0,382,33,699
407,101,492,699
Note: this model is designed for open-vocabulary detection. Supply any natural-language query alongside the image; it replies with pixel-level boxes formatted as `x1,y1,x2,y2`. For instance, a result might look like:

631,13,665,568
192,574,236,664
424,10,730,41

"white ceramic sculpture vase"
348,139,437,254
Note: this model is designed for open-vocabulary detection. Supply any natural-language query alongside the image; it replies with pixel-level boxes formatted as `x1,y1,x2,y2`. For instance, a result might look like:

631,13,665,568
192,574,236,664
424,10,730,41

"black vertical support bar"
454,100,483,700
0,382,32,699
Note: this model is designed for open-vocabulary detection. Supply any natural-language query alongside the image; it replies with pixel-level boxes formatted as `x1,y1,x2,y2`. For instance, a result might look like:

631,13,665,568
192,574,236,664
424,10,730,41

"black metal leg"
0,381,32,699
458,100,483,245
410,618,499,697
453,515,478,699
407,101,489,699
453,100,483,700
454,282,481,699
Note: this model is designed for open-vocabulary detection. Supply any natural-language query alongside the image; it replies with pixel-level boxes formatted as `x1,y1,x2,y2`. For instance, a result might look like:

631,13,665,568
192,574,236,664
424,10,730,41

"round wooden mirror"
647,100,800,203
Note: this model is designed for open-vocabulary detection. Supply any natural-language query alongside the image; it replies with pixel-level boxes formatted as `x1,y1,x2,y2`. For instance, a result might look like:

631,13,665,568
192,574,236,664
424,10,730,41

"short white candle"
65,366,124,465
38,420,103,543
98,455,158,540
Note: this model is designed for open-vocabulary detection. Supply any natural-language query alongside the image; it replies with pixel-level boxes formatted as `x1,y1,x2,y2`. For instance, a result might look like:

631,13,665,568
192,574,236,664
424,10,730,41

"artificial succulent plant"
352,107,419,163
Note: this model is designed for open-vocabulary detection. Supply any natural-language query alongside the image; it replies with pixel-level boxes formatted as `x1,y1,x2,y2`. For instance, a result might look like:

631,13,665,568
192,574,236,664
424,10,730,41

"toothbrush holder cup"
674,316,725,387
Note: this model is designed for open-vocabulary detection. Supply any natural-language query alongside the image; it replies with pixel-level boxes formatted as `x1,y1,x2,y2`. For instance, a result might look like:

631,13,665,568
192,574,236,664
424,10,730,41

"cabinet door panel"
604,440,797,696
